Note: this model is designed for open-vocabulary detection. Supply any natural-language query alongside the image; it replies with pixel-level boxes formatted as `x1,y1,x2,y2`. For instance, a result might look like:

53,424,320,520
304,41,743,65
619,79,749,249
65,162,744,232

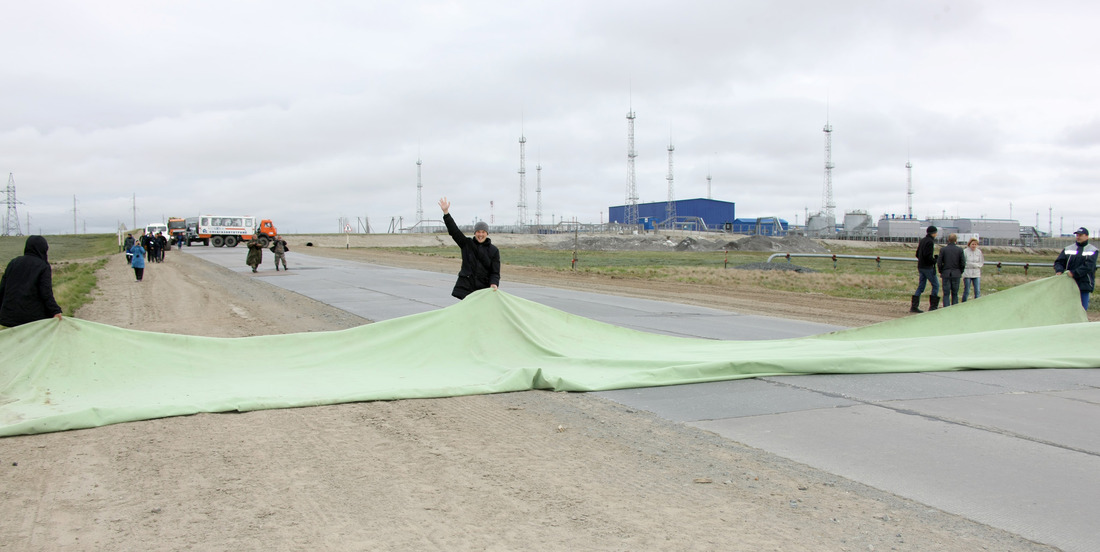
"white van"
145,223,168,237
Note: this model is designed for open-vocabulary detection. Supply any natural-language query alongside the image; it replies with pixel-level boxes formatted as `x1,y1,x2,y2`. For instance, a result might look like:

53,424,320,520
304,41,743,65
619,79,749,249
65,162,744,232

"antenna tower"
666,134,676,228
535,162,543,228
3,173,24,236
905,157,913,219
517,132,527,227
822,118,836,219
625,108,638,226
415,156,424,226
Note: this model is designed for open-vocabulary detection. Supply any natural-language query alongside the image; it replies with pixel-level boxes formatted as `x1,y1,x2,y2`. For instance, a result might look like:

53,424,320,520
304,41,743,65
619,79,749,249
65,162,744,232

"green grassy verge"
368,242,1083,309
1,234,120,316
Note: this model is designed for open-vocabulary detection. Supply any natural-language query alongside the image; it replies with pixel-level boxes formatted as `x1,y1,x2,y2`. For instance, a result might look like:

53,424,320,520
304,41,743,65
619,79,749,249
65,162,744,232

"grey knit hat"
473,221,489,233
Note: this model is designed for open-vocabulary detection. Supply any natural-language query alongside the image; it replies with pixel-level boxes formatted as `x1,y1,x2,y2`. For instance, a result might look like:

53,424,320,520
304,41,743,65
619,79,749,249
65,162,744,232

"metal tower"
666,135,676,228
415,156,424,226
3,173,23,236
625,109,639,226
905,157,913,219
822,119,836,219
535,163,543,228
706,170,712,200
517,133,527,227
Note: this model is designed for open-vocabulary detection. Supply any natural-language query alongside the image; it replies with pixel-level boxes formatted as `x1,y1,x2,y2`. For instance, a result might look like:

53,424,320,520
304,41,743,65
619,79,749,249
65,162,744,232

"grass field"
372,242,1077,307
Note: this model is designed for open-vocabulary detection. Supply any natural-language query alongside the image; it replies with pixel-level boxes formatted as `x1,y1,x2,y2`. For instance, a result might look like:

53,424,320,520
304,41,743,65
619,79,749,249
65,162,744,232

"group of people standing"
911,225,986,312
912,225,1096,312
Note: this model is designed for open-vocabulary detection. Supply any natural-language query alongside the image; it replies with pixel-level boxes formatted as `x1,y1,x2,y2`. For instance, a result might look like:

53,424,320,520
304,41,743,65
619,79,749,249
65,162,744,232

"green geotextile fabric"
1,276,1097,436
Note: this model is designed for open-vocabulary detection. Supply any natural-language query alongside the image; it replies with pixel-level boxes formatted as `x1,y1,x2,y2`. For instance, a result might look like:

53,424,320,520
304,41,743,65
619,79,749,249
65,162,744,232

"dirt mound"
728,235,830,253
732,262,817,273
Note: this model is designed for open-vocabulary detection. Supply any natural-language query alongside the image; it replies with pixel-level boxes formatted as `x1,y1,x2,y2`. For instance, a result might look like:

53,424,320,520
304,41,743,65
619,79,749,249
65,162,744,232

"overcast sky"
2,0,1098,236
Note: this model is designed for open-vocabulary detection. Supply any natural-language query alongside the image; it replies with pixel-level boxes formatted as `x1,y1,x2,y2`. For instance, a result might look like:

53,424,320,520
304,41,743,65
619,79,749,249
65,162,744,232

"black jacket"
0,235,63,327
443,213,500,299
916,234,937,269
937,243,965,279
1054,240,1098,293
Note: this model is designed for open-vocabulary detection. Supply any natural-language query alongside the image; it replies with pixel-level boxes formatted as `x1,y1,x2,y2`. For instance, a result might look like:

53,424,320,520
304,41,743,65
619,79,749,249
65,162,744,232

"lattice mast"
416,156,423,226
3,173,23,236
517,131,527,227
625,108,639,225
535,162,543,228
822,118,836,219
905,156,913,219
666,132,676,228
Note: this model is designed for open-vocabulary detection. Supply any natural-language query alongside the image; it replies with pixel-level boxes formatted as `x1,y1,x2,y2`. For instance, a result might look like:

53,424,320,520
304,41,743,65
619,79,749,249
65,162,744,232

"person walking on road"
0,235,64,327
911,225,940,312
938,233,965,307
1054,227,1097,310
123,233,135,264
270,235,289,271
246,237,264,273
962,238,984,302
439,197,499,299
129,241,146,282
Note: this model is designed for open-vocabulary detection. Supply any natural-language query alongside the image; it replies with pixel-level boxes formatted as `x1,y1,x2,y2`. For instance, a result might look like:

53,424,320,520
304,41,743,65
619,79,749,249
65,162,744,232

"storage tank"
805,213,835,237
843,210,872,234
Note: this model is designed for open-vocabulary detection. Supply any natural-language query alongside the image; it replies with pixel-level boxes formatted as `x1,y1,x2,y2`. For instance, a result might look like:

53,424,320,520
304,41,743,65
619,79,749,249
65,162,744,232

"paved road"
187,246,1100,552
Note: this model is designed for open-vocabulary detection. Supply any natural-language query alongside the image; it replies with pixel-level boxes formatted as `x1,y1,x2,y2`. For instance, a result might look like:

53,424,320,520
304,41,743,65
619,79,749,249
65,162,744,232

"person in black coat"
937,233,965,307
439,197,499,300
910,225,940,312
0,235,64,327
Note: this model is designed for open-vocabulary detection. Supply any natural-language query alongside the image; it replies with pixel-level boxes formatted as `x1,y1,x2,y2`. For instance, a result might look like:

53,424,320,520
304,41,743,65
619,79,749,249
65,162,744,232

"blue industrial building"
608,198,736,231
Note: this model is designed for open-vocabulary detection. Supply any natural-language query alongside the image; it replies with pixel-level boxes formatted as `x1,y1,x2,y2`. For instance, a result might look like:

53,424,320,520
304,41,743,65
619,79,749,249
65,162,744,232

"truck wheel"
224,236,239,247
211,236,225,247
256,237,270,248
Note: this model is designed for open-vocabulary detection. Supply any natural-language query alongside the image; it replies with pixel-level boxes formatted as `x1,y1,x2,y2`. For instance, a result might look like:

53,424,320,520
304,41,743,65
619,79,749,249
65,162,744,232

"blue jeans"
915,267,940,297
1082,291,1091,310
962,277,980,301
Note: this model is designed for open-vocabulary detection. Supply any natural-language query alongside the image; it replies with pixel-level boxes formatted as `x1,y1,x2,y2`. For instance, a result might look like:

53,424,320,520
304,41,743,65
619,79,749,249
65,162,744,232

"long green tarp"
1,276,1097,437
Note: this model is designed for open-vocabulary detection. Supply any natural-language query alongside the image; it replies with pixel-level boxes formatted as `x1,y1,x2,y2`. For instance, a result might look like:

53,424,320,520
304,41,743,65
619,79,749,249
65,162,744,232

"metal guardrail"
765,253,1039,274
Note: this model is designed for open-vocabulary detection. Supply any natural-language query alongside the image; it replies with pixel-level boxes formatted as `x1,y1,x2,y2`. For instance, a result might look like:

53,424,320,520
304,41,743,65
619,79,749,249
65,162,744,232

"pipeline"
765,253,1035,275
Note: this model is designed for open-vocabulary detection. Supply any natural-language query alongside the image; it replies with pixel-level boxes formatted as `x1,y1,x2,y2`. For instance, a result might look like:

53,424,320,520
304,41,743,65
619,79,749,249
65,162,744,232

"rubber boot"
929,295,940,311
909,295,923,313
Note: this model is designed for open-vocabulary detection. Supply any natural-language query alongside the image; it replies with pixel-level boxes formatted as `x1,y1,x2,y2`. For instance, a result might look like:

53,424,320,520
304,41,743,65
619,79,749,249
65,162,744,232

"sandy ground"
0,244,1057,551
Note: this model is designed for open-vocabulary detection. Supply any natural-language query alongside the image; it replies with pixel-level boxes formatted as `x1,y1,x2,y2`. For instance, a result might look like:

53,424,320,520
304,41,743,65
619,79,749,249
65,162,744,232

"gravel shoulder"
0,248,1056,551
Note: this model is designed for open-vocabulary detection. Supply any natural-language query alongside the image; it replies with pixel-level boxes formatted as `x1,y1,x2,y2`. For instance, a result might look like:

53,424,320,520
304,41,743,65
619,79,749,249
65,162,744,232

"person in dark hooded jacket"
0,235,64,327
439,197,499,299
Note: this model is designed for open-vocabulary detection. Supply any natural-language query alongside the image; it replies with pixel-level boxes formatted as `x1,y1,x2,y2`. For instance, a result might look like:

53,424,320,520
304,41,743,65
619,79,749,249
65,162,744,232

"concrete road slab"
761,371,1006,402
183,247,843,339
888,390,1100,454
597,378,857,422
690,405,1100,552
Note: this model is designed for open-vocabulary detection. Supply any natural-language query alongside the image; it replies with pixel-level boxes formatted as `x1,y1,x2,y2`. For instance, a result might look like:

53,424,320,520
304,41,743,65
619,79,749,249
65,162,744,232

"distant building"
728,217,789,236
609,198,735,231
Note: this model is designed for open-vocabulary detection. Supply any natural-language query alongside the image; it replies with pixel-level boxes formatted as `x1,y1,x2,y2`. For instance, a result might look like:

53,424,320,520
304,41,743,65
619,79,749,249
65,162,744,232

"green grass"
1,234,120,316
363,242,1087,310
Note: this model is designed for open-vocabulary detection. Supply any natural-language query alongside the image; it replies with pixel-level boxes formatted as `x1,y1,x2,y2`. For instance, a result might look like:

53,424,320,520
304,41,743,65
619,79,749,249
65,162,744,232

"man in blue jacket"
1054,227,1097,310
439,197,500,300
910,225,939,313
0,235,64,327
